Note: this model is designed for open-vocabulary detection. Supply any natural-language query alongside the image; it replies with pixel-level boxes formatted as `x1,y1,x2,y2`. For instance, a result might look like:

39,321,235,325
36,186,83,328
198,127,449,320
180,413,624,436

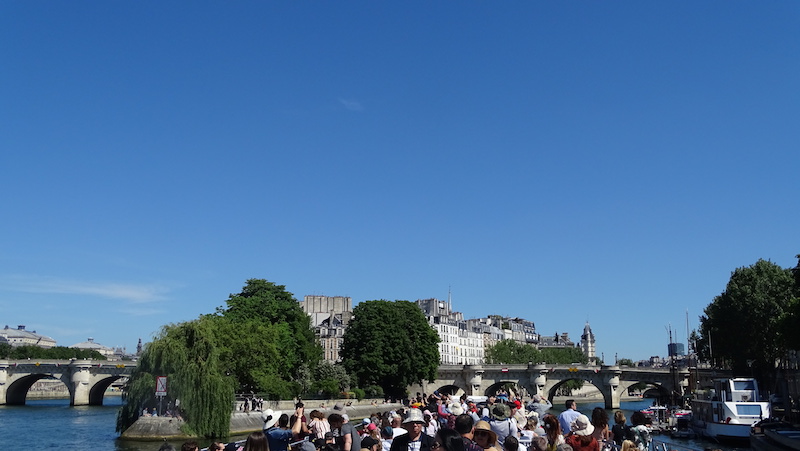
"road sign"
156,376,167,397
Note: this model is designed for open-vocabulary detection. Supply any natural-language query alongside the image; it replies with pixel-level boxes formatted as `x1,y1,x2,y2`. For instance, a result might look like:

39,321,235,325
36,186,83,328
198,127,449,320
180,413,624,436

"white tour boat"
691,377,770,442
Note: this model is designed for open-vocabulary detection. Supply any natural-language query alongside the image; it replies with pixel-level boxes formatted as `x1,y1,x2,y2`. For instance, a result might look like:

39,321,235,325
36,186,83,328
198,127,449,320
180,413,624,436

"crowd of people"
162,393,652,451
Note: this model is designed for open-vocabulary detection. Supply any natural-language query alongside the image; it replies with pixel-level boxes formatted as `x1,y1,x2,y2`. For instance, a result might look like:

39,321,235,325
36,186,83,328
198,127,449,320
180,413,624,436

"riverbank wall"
121,399,403,441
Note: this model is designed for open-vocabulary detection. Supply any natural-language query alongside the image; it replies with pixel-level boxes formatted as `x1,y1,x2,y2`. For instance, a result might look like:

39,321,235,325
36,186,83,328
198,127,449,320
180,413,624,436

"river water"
0,398,751,451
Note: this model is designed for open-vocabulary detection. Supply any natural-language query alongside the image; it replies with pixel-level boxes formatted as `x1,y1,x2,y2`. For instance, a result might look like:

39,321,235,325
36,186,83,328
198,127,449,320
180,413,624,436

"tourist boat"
691,377,770,442
750,419,800,451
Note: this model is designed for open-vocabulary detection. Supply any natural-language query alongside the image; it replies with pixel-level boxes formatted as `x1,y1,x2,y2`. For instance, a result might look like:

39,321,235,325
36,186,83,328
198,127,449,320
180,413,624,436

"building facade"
300,295,353,363
416,298,485,365
0,325,56,348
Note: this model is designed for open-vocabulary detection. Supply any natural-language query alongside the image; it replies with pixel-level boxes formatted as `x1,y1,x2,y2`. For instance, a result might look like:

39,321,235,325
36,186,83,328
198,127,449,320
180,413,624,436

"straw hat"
474,420,498,444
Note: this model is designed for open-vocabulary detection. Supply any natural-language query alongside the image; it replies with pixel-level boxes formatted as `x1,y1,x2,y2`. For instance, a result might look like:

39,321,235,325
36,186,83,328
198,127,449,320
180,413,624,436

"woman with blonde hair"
610,411,629,446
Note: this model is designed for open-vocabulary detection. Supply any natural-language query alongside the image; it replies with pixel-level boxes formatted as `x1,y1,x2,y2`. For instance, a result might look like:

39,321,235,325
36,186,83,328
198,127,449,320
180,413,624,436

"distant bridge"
412,364,729,408
0,359,135,406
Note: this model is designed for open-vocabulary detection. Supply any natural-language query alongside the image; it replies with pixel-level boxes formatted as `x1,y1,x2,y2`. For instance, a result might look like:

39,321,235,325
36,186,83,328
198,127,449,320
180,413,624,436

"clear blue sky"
2,2,798,362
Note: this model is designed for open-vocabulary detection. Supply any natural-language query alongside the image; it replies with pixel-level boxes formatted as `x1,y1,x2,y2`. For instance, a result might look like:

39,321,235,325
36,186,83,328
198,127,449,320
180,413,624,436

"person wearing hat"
472,420,501,451
564,414,599,451
389,408,434,451
380,426,395,451
488,402,518,447
265,406,305,451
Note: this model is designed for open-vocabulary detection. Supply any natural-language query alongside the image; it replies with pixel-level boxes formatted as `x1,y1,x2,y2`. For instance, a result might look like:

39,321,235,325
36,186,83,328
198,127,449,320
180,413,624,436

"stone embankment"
121,399,402,441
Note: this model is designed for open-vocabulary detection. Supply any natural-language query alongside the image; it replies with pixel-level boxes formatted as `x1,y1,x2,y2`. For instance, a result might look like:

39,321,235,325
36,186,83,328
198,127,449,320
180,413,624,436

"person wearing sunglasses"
390,409,435,451
472,421,501,451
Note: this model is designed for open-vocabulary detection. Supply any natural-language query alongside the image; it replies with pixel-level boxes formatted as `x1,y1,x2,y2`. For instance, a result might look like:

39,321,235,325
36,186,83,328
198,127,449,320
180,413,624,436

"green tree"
220,279,321,373
780,255,800,352
700,259,796,382
3,345,105,360
485,340,539,364
617,358,634,366
117,318,235,438
539,347,589,364
340,300,440,399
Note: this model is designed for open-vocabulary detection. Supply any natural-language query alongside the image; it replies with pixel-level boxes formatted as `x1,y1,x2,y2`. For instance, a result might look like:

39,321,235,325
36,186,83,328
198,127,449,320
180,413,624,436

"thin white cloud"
0,275,169,303
338,98,364,111
118,307,166,317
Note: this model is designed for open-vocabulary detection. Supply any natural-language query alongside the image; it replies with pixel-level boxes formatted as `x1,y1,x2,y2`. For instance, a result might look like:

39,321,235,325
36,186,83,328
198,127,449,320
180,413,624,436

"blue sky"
1,2,798,362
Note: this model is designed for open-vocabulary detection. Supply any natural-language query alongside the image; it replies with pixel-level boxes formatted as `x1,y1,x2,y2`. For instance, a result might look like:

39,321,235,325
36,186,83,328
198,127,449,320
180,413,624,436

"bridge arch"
88,375,123,405
432,384,465,397
484,380,530,399
6,373,72,405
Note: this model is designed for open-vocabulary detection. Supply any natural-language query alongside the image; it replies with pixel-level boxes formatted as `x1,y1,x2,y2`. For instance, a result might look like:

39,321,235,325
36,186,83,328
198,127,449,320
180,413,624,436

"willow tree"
117,317,235,437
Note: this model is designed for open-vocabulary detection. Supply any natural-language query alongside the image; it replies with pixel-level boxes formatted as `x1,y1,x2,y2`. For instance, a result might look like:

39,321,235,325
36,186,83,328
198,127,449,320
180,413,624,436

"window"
736,404,762,416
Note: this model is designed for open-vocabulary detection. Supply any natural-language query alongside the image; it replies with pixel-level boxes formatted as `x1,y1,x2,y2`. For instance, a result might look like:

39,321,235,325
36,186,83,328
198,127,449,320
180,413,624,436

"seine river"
0,397,749,451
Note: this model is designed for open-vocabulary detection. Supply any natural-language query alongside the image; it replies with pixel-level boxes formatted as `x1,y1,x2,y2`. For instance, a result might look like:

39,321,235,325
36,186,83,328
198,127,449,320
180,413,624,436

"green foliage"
364,385,384,398
118,278,323,436
485,340,538,364
214,279,322,399
352,388,365,400
617,358,634,366
700,259,796,380
314,361,350,392
558,379,584,395
539,347,588,364
314,379,341,398
341,300,440,399
485,340,589,365
0,345,106,360
220,279,322,372
781,255,800,352
117,318,235,438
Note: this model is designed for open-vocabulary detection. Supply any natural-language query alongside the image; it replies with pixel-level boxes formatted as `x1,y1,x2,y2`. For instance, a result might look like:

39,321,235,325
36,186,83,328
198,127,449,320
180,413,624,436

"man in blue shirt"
265,406,304,451
557,400,580,436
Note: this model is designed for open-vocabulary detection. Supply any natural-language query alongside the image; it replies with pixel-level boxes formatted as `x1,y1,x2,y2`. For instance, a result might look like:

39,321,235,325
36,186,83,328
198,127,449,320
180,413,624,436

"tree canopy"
340,300,440,399
485,340,589,365
0,344,106,360
699,258,797,382
117,279,323,438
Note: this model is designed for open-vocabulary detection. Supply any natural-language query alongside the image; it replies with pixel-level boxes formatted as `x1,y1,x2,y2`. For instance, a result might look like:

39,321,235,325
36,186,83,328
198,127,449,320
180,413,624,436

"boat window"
735,404,762,416
733,380,755,390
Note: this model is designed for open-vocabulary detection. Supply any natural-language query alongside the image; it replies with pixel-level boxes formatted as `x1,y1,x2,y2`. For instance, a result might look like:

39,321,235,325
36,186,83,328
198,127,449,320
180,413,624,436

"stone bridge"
0,359,135,406
412,364,698,408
